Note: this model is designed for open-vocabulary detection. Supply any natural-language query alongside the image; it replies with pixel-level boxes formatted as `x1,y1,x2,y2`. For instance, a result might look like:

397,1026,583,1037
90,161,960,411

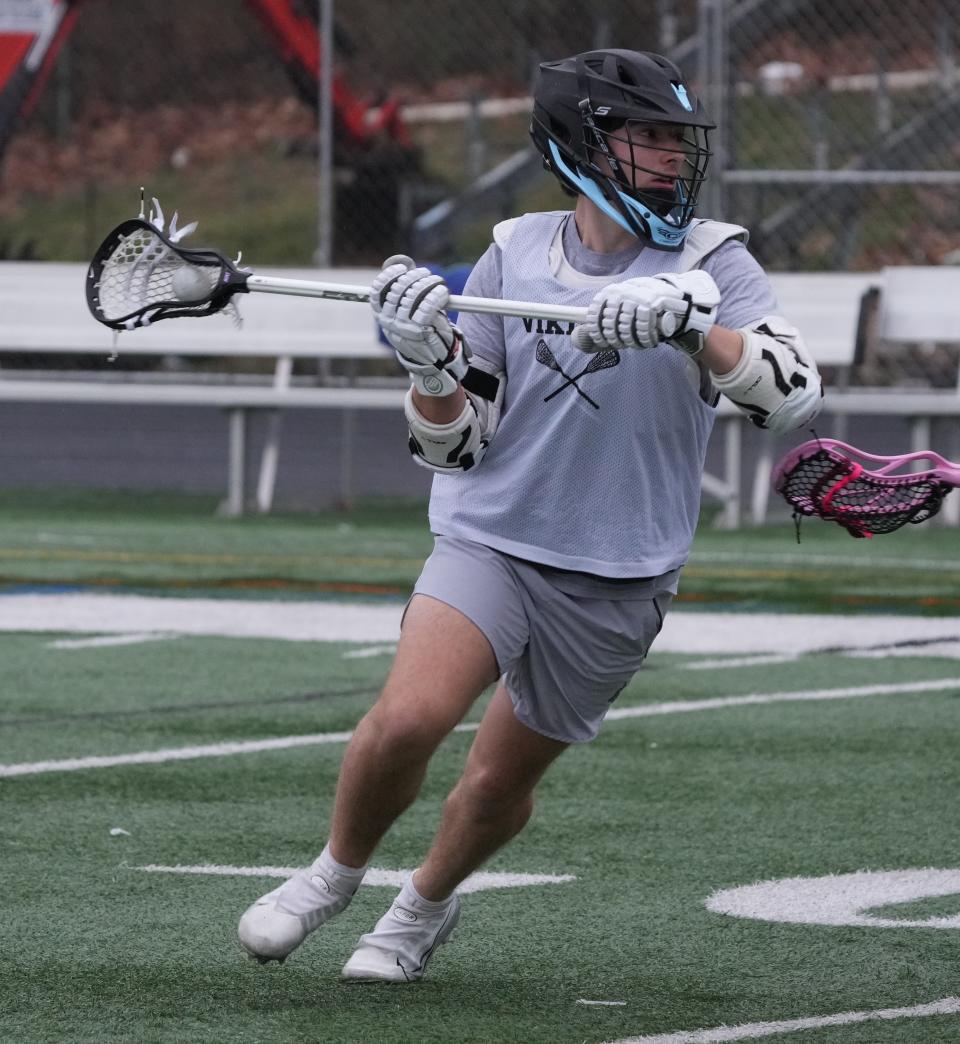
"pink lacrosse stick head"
772,438,960,538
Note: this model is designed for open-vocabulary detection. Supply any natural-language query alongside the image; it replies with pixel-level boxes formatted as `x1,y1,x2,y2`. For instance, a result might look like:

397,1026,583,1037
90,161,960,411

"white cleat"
341,884,461,983
238,853,364,963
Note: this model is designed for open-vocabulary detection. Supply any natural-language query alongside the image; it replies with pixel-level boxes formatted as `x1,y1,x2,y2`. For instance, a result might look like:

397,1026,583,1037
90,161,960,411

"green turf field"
2,493,960,1043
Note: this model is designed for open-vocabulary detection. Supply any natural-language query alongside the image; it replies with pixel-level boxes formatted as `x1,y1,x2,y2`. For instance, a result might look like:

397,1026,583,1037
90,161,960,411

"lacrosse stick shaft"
245,275,589,324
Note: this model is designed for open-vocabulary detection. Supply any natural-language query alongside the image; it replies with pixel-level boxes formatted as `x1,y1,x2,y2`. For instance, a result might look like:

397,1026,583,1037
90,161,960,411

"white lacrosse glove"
572,270,721,357
370,255,470,396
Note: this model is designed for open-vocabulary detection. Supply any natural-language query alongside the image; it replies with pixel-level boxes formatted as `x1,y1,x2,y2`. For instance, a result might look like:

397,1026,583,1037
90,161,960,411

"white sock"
404,872,456,911
272,843,366,917
317,842,368,883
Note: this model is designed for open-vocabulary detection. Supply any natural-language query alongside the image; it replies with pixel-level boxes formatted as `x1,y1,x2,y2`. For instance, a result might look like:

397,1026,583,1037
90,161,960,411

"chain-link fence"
0,0,958,390
0,0,957,510
1,0,957,270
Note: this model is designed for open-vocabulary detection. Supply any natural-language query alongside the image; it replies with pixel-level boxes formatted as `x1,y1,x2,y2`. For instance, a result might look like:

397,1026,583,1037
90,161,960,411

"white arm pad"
404,360,504,473
710,315,823,434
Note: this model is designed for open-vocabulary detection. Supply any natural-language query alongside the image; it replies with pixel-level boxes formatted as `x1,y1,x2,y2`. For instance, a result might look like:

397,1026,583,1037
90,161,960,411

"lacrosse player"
238,48,823,982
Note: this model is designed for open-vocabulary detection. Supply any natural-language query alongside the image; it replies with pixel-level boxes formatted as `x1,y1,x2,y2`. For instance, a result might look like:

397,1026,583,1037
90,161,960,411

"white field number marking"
611,869,960,1041
706,868,960,929
135,863,575,894
611,871,960,1041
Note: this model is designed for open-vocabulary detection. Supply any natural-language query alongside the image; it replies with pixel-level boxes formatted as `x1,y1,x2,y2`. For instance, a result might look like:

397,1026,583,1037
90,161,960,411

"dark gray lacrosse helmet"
530,49,714,249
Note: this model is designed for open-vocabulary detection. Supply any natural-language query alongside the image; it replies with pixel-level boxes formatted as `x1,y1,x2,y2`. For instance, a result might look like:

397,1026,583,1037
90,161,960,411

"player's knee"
363,701,451,761
456,765,535,822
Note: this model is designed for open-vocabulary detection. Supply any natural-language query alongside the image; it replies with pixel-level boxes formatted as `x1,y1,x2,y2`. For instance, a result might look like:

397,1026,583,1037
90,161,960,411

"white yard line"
689,550,960,572
341,644,397,659
658,615,960,655
605,996,960,1044
0,593,403,643
682,654,800,671
135,864,575,894
0,592,958,655
48,632,179,650
0,722,478,778
604,677,960,722
847,641,960,660
3,678,958,779
0,730,355,777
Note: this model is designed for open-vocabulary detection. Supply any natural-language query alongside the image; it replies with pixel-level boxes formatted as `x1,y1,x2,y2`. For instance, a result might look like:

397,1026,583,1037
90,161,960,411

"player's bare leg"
414,683,568,899
328,593,500,867
341,683,568,982
238,594,497,963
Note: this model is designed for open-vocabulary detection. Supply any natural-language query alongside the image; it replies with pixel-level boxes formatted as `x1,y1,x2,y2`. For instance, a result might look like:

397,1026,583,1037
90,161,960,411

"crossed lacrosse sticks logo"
535,339,620,410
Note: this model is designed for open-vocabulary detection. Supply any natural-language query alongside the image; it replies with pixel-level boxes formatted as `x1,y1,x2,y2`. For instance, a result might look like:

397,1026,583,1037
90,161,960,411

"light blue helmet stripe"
548,142,632,229
672,83,693,111
547,141,690,249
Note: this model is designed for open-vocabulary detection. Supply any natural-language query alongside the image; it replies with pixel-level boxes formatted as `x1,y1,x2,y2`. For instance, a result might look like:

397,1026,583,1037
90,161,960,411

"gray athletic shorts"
410,535,679,744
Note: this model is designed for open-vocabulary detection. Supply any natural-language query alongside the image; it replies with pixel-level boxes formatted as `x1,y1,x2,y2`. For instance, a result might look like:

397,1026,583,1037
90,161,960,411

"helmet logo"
672,83,693,111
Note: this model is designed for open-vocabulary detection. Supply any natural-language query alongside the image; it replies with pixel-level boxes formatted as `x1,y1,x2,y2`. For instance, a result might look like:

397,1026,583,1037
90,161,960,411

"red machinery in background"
0,0,410,155
0,0,420,260
0,0,79,163
244,0,422,259
245,0,411,150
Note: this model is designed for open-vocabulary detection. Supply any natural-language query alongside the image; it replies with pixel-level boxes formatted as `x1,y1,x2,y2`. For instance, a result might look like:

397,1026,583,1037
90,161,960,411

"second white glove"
572,270,721,356
370,256,469,396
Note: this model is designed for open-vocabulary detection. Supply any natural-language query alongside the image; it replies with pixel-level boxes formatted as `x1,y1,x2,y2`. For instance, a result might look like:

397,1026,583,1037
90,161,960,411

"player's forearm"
411,386,467,424
702,324,745,376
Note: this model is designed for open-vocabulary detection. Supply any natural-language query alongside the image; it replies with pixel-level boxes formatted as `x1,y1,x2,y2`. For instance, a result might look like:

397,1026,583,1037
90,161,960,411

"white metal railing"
2,262,959,523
